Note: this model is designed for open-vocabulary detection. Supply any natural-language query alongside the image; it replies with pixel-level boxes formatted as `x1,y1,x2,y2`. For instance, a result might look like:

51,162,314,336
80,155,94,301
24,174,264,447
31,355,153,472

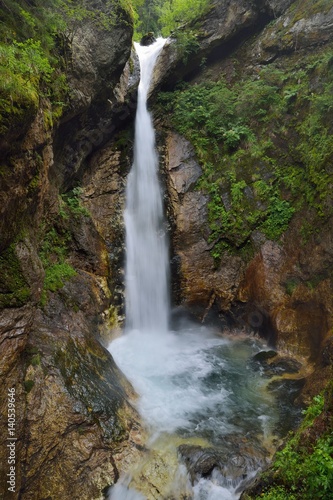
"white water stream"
107,40,296,500
124,38,169,334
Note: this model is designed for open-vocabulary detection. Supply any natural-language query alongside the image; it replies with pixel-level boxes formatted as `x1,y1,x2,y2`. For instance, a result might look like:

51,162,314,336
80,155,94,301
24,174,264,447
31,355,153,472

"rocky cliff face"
0,2,143,499
153,0,333,401
165,131,245,316
152,0,295,92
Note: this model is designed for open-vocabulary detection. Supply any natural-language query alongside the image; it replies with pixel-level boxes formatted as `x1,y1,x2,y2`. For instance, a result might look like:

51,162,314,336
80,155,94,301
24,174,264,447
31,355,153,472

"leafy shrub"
59,187,90,219
39,227,76,305
0,0,129,134
261,198,295,240
257,393,333,500
23,380,35,393
43,262,76,293
158,0,209,36
174,29,200,64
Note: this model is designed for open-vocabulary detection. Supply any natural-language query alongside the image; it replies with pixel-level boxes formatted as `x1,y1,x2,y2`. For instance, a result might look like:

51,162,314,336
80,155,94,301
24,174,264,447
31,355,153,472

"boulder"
140,32,157,46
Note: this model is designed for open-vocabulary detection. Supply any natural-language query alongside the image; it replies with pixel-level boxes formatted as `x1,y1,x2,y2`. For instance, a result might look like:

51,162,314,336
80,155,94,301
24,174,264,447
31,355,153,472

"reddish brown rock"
166,132,245,317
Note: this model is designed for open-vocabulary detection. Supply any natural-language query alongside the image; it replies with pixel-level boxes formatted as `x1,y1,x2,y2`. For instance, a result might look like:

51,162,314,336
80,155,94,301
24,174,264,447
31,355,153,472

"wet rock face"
0,265,144,499
157,0,333,394
66,0,134,116
0,1,142,498
178,439,269,490
165,132,245,317
0,307,33,498
18,306,142,500
52,7,138,191
266,0,295,14
81,132,134,318
252,2,333,63
164,129,332,364
0,105,54,252
238,228,333,361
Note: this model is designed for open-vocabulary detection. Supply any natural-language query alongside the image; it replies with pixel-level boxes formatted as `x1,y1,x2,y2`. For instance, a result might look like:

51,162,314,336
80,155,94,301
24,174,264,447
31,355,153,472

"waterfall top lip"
134,37,167,66
134,37,168,102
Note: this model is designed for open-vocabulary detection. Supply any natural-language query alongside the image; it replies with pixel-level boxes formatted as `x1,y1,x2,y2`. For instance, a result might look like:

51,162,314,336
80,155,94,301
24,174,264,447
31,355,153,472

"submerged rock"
250,351,303,377
252,350,277,364
178,437,269,488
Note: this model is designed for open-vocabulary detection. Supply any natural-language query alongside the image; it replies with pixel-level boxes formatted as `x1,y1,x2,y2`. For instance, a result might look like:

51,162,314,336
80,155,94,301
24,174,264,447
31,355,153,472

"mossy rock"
55,337,133,442
0,244,30,307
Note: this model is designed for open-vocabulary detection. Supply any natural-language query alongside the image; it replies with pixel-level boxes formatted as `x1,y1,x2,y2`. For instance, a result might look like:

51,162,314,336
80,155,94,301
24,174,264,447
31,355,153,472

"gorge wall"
152,0,333,403
0,0,333,498
0,2,143,498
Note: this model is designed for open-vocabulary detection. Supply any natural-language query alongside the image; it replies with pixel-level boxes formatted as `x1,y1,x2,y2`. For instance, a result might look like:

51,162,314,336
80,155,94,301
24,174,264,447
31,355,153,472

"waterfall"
108,38,301,500
124,38,169,334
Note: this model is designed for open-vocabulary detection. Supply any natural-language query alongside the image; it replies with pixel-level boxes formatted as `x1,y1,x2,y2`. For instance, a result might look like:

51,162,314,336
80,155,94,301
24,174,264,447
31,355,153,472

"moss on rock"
0,244,31,307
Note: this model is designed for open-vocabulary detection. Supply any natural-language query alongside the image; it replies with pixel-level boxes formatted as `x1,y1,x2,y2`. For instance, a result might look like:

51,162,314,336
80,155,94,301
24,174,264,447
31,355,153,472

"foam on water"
108,325,280,499
109,326,277,442
110,327,233,435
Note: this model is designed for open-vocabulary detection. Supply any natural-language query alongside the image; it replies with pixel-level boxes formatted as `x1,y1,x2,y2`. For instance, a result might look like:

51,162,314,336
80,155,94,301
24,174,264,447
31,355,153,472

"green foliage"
303,394,325,421
284,278,299,296
0,38,55,134
43,262,76,293
31,353,41,367
0,0,130,135
174,29,200,64
158,0,209,37
0,1,65,134
257,393,333,500
39,226,76,305
131,0,210,39
59,187,90,219
257,486,296,500
261,198,295,240
132,0,161,38
39,227,69,265
23,380,35,393
0,244,30,308
235,79,282,121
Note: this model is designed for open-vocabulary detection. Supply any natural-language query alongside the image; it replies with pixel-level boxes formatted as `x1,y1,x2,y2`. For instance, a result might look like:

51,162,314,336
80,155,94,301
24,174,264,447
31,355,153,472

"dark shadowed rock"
140,32,157,46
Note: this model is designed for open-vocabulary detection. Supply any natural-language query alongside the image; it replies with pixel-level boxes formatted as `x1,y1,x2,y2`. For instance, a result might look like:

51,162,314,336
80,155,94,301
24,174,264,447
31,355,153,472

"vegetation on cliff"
150,0,333,497
0,0,132,136
0,243,30,307
158,44,333,259
243,383,333,499
0,0,133,304
132,0,210,38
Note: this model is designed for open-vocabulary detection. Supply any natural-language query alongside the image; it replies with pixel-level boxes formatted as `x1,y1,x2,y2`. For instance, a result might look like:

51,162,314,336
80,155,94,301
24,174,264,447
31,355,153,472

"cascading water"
124,38,169,334
108,40,302,500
